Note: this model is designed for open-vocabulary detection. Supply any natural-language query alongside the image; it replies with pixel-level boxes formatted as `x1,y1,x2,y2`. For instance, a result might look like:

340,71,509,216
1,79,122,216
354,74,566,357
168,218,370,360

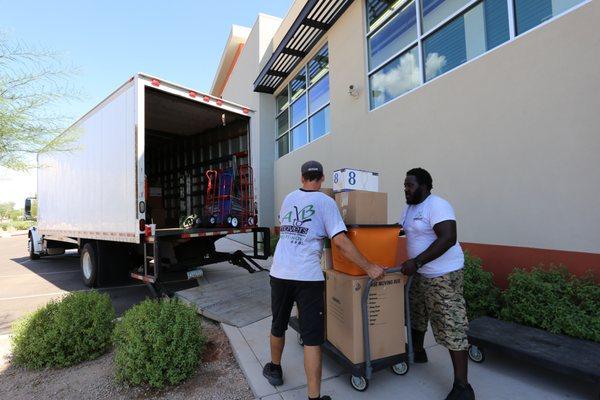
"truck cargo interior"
144,87,250,229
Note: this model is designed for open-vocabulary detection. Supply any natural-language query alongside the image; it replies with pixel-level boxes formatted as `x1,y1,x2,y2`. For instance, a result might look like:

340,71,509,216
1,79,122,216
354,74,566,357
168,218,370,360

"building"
212,0,600,285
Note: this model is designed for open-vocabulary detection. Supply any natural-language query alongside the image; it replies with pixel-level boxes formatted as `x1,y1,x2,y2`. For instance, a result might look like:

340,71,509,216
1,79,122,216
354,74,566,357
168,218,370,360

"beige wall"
274,0,600,254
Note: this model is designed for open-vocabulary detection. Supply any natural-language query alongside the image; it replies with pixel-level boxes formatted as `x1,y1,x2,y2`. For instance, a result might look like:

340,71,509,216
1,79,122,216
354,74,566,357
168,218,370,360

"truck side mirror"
24,198,31,219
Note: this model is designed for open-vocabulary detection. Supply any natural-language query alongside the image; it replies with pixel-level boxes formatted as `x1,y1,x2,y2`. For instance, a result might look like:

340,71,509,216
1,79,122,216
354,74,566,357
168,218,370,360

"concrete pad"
260,394,284,400
222,323,279,399
240,317,345,393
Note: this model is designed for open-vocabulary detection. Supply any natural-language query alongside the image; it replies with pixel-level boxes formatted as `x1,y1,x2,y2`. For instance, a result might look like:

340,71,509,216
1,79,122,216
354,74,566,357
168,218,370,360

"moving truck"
27,73,270,291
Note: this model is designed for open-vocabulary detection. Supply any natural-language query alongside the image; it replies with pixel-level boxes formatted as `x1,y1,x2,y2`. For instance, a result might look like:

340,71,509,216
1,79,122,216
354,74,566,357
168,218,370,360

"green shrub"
11,291,115,369
113,298,206,388
463,251,500,320
500,266,600,342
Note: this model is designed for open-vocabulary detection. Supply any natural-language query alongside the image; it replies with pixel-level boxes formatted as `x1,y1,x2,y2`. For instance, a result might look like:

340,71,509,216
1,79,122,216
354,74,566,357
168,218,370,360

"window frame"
276,44,331,158
365,0,590,110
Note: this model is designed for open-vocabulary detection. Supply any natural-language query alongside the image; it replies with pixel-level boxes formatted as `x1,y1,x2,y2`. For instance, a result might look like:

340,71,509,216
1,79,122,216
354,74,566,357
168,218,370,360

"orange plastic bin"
332,225,401,276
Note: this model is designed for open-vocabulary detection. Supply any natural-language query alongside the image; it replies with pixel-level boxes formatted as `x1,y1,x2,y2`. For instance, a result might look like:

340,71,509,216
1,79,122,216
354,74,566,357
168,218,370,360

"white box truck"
27,73,270,291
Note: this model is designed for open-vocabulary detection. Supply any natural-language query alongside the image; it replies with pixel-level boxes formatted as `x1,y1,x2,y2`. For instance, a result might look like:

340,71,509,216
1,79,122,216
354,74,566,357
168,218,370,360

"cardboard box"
320,187,335,199
335,191,387,225
321,239,333,270
326,270,406,364
333,169,379,193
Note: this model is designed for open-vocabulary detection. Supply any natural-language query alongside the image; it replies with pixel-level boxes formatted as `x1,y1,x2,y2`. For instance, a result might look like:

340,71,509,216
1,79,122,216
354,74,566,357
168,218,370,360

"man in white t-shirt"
263,161,385,400
396,168,474,400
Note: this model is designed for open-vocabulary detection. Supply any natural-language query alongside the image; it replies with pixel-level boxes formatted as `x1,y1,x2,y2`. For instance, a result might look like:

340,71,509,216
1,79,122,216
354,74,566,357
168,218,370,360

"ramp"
175,270,271,327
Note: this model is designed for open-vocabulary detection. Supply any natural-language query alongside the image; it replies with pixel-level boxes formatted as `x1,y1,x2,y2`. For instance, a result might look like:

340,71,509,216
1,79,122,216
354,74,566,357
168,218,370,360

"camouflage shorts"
409,269,469,351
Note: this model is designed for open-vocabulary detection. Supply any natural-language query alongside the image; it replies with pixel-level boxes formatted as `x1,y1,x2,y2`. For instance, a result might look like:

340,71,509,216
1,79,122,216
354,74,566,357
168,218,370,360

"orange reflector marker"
203,96,210,102
189,91,197,98
216,99,223,106
151,79,160,87
242,108,249,114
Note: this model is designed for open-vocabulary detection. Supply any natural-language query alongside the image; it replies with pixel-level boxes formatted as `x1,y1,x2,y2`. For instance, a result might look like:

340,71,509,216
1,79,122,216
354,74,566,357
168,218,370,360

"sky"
0,0,291,208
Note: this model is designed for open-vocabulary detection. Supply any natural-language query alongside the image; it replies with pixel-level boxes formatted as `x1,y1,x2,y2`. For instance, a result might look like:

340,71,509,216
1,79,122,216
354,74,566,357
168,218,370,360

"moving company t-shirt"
400,194,464,278
270,189,347,281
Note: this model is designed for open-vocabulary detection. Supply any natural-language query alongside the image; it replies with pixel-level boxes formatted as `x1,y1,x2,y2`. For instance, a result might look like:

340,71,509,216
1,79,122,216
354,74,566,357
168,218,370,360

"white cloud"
425,52,447,80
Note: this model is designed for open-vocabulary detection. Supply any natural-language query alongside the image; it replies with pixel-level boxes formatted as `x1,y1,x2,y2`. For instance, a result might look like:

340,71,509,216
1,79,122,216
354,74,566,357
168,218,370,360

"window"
514,0,585,34
275,45,330,158
365,0,584,109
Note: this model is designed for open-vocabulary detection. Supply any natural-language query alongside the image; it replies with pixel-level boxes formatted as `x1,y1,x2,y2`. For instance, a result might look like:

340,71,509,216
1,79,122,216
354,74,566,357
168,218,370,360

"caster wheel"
247,216,255,226
297,334,304,346
391,361,409,375
226,215,233,224
350,375,368,392
209,215,218,226
468,345,485,363
230,216,239,228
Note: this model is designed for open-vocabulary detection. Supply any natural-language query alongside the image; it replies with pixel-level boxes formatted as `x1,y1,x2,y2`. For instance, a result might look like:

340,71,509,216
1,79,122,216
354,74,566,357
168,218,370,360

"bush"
500,266,600,342
11,291,115,369
113,298,206,388
463,251,500,320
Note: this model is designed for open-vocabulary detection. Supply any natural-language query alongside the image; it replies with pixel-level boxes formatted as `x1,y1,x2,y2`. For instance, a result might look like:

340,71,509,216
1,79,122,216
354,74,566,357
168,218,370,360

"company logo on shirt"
280,204,315,245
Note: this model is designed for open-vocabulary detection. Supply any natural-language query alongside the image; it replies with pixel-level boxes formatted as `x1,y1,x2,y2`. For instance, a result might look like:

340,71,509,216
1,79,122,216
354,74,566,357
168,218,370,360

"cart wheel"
468,345,485,363
230,216,239,228
297,334,304,346
391,361,409,375
209,215,218,226
247,216,255,226
350,375,368,392
195,217,203,227
226,215,233,224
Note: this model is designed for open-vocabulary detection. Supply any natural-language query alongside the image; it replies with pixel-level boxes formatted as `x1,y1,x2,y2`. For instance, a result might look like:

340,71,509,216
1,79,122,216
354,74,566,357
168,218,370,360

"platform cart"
289,268,414,392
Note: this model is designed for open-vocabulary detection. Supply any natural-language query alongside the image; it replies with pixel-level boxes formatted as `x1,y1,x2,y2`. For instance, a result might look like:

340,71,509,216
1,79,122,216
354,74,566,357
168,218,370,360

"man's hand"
366,264,385,280
401,259,419,276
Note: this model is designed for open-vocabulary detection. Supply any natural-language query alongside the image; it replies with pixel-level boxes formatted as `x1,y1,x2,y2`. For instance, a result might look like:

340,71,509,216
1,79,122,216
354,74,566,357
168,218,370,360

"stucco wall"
274,0,600,254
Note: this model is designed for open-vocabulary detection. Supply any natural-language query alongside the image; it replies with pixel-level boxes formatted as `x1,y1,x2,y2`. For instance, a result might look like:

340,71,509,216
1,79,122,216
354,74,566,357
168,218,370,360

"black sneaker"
310,396,331,400
445,381,475,400
414,349,428,363
262,362,283,386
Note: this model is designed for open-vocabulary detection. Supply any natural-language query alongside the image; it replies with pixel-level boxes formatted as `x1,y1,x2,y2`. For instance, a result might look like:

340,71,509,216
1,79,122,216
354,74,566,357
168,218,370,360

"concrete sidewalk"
223,318,594,399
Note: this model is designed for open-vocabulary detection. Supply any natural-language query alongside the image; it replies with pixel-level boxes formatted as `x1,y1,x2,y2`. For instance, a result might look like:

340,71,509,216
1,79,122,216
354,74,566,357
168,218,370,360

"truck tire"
28,235,40,260
80,242,98,287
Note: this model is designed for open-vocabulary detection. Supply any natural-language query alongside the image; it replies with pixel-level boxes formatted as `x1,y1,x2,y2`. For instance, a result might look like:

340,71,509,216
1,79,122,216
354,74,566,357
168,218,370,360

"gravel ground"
0,320,254,400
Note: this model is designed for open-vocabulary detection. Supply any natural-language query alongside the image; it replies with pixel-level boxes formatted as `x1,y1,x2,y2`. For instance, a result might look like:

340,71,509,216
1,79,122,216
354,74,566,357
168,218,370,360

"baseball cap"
301,160,324,175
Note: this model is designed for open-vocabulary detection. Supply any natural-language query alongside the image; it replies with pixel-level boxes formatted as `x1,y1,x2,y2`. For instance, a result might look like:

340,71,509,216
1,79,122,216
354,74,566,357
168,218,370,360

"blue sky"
0,0,290,206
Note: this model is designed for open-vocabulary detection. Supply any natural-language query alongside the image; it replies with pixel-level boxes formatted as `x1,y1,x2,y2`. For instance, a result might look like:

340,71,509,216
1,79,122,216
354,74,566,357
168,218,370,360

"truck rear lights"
243,108,249,114
151,79,160,87
139,219,146,232
189,91,197,98
203,96,210,102
139,201,146,213
216,99,224,106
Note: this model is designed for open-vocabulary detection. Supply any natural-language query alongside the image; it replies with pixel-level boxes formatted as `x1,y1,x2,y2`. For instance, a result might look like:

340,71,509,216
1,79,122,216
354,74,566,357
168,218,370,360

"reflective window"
277,134,289,158
291,122,308,150
369,2,417,70
309,106,330,141
275,44,330,158
515,0,585,34
309,75,329,114
290,95,307,128
370,46,420,108
308,46,329,84
367,0,412,31
423,1,509,81
421,0,471,33
277,110,288,137
276,87,288,113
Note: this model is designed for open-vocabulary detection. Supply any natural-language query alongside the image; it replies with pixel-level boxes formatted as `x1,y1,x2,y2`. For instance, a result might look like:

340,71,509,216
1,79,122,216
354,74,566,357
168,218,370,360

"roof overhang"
253,0,355,94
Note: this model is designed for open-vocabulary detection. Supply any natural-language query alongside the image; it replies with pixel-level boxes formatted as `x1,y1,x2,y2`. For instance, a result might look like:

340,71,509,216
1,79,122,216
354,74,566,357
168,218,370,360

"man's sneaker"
414,349,428,363
445,381,475,400
262,362,283,386
310,396,332,400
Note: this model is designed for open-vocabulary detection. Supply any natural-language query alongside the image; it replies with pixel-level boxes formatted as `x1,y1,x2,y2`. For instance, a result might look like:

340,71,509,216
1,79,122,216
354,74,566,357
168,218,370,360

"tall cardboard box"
335,190,387,225
332,169,379,193
326,270,406,364
320,187,335,199
320,239,333,270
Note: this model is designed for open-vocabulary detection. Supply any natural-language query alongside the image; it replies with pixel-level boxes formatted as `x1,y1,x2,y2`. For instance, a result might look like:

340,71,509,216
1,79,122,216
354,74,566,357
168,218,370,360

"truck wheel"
81,243,98,287
28,236,40,260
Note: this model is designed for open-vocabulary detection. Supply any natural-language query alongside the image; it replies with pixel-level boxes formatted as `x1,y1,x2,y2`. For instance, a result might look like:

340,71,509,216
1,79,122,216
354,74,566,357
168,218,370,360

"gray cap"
301,160,323,175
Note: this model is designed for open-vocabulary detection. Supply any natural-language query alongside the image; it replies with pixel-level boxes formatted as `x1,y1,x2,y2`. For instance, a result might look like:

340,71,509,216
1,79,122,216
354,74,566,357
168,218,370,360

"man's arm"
401,220,457,275
332,233,385,279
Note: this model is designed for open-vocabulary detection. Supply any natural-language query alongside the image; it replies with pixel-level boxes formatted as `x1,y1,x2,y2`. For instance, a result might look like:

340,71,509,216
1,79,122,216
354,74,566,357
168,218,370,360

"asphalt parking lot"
0,234,156,335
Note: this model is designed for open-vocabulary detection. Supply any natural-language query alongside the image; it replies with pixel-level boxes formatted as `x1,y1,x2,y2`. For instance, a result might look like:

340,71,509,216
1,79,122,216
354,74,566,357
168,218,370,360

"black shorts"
270,276,325,346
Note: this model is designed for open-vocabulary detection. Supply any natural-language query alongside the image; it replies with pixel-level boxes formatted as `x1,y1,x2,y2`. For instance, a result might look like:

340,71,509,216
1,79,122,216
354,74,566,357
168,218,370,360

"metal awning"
253,0,355,94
